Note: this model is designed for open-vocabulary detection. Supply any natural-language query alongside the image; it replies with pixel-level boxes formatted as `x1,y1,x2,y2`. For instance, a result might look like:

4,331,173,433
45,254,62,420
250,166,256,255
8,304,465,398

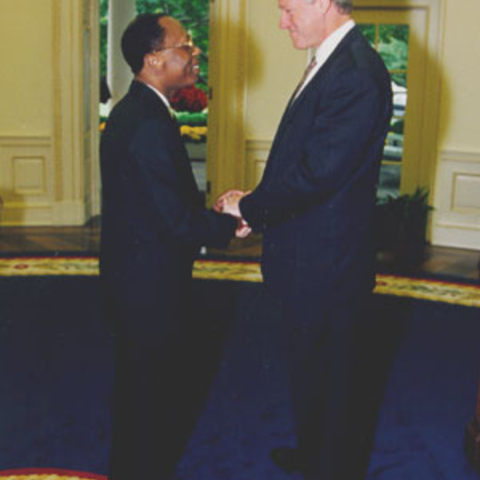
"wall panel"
0,135,53,224
432,150,480,249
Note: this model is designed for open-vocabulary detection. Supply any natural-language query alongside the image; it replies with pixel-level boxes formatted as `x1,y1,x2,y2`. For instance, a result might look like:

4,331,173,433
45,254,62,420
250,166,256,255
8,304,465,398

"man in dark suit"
219,0,392,478
100,13,244,480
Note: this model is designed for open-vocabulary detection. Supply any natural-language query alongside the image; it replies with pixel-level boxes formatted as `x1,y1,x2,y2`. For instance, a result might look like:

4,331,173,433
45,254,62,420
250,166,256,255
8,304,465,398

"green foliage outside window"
358,23,409,86
379,25,409,79
100,0,108,80
358,24,375,46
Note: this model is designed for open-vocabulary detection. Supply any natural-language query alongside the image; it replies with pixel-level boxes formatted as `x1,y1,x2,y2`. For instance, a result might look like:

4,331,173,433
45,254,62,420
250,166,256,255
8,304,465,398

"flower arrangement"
173,92,208,143
99,115,108,133
180,125,207,143
170,85,208,113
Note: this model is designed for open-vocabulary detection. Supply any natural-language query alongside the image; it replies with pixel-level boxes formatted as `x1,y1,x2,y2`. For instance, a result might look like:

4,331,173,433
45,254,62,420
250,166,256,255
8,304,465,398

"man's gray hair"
303,0,353,14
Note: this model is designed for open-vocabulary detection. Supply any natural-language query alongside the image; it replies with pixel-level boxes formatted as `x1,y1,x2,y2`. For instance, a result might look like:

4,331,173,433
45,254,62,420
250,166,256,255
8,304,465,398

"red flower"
170,86,208,113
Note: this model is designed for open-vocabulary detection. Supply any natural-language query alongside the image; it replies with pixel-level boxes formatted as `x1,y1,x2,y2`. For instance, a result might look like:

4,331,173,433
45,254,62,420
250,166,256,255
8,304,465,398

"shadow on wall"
432,36,451,160
244,27,265,90
0,189,25,226
416,19,451,243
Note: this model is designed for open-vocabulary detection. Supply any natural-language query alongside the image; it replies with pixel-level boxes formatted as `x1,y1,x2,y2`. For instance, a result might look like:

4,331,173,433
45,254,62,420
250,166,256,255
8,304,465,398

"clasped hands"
213,189,251,238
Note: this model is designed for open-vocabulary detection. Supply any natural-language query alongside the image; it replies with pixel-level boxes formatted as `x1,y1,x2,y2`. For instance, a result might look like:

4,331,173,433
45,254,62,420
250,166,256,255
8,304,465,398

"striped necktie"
289,56,318,107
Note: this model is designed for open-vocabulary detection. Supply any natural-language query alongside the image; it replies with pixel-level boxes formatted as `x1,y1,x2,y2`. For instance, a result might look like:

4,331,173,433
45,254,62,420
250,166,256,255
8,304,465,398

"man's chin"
179,77,197,90
290,37,303,50
291,39,308,50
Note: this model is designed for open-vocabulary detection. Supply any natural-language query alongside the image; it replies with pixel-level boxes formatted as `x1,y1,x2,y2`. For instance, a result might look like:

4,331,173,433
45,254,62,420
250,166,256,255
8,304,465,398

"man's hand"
214,189,251,218
221,191,244,218
213,189,245,216
236,218,252,238
214,189,252,238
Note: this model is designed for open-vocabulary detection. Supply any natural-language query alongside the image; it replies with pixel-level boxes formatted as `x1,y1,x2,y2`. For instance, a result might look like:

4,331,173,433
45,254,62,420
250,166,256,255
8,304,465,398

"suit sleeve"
130,119,237,248
240,70,387,230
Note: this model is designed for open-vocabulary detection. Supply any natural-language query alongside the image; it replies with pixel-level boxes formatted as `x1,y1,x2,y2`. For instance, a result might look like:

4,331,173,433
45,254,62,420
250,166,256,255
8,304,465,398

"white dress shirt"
294,19,355,100
144,82,175,116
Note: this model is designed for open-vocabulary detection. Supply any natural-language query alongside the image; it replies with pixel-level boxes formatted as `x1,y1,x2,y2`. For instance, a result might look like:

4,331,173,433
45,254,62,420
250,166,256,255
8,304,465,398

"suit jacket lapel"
287,27,360,118
129,81,200,199
129,81,177,126
266,26,361,166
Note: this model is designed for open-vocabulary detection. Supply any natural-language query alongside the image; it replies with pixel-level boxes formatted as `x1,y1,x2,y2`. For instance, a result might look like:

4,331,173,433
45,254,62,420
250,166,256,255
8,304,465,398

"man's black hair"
121,13,167,74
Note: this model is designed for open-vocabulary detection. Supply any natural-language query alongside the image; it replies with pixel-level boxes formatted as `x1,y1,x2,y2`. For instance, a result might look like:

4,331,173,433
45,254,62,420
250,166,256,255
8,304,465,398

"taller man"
220,0,392,478
99,14,239,480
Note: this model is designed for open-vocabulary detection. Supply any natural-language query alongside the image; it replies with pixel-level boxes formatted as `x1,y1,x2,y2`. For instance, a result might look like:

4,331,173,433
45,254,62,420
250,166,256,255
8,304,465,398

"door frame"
52,0,100,224
349,0,445,196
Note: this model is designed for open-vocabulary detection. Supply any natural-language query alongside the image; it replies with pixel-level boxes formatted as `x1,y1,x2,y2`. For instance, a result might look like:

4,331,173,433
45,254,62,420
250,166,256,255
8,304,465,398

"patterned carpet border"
0,256,479,308
0,469,106,480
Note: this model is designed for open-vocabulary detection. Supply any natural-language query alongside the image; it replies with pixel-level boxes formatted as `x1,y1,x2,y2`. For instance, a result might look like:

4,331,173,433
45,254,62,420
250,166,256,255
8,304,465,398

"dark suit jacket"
240,27,393,299
100,80,236,315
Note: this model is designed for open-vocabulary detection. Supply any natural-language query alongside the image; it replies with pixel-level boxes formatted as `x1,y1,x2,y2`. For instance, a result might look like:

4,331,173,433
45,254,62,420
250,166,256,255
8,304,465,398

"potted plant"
375,187,434,264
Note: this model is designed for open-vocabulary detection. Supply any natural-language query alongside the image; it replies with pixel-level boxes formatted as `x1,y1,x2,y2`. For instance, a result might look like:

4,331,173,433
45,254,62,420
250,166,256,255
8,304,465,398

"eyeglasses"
155,36,196,55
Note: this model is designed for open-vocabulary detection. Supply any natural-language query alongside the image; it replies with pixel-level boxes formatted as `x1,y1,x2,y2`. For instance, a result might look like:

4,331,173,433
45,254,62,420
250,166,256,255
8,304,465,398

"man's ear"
147,53,157,67
316,0,332,14
146,52,161,69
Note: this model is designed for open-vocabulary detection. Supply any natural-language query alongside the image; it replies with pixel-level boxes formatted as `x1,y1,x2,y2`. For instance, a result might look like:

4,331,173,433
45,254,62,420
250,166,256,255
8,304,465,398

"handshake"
213,189,252,239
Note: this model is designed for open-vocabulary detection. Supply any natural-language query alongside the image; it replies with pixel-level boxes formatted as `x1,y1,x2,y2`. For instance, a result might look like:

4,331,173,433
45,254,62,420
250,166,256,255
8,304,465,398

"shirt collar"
314,19,355,65
292,19,355,102
144,82,174,113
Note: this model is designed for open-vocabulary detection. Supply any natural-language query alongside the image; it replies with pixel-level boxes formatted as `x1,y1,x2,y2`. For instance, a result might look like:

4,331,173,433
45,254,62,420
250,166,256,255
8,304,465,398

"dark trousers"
106,270,198,480
277,280,374,480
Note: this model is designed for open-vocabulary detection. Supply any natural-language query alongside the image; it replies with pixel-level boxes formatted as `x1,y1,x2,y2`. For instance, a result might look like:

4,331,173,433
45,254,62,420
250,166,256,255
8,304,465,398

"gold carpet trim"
0,257,479,308
375,274,480,308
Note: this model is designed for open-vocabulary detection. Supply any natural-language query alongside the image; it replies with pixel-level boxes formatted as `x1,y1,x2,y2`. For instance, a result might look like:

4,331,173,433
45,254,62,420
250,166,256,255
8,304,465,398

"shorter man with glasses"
100,13,242,480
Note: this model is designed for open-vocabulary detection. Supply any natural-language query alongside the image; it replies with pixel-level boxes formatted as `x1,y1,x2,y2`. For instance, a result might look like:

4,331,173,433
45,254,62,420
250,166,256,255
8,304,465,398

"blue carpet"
366,300,480,480
0,277,479,479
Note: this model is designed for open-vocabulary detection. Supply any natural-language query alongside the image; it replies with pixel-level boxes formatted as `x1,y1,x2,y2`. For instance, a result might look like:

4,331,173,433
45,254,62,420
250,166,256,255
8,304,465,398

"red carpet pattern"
0,469,106,480
0,257,479,308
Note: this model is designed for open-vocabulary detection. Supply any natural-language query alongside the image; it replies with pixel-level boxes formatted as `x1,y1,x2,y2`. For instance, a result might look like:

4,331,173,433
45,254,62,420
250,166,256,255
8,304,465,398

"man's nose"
279,12,290,29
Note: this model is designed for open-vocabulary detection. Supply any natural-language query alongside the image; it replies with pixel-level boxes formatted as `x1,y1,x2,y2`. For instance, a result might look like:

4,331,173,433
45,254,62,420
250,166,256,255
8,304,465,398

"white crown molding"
439,149,480,164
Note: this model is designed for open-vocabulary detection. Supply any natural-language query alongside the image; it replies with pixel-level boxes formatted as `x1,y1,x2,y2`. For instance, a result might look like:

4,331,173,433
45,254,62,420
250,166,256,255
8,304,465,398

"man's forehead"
278,0,300,9
159,16,186,36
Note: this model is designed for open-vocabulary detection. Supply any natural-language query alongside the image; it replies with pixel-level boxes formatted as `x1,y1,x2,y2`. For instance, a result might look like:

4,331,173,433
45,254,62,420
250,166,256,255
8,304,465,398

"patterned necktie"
289,56,318,107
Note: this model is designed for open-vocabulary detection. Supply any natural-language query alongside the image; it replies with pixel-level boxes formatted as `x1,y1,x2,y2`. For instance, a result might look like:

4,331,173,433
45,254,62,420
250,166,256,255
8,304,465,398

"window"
358,23,410,200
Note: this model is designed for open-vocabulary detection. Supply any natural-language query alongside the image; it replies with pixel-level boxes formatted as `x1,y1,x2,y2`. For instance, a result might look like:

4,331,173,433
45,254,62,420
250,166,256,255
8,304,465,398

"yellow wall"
432,0,480,249
439,0,480,151
0,0,52,135
0,0,98,226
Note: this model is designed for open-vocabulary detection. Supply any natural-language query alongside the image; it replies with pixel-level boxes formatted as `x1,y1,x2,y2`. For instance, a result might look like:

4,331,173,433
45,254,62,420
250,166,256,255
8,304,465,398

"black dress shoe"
269,447,307,474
